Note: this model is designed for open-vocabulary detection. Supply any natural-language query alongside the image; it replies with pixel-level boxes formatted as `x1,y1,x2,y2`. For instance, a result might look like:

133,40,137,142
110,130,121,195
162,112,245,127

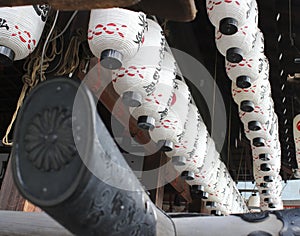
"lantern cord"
40,10,59,81
55,28,85,76
49,10,78,43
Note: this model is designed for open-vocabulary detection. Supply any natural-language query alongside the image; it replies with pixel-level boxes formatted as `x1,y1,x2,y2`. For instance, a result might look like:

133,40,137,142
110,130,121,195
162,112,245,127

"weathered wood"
0,0,197,22
0,0,140,10
0,211,72,236
79,59,192,203
0,157,25,211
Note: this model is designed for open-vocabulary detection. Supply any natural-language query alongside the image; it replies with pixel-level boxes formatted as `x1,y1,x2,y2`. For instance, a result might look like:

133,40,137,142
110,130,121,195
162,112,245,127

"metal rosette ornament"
293,114,300,178
215,0,258,63
206,0,253,35
88,8,147,70
225,31,266,88
0,5,49,65
129,52,176,131
112,19,166,107
169,104,207,181
148,79,191,152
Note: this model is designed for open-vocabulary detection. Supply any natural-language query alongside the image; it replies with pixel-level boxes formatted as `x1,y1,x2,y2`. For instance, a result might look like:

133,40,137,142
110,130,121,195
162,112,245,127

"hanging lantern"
253,162,281,183
186,138,222,198
171,105,208,179
231,75,271,112
244,111,277,141
250,120,279,148
88,8,147,70
247,193,260,211
215,0,258,63
293,114,300,173
239,96,274,133
148,106,183,152
226,32,266,88
206,162,232,204
0,5,49,65
112,19,166,107
129,52,177,130
206,0,253,35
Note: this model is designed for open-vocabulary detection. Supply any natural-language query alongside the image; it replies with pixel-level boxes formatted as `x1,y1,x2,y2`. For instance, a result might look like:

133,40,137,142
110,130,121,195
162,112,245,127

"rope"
55,28,85,77
2,16,62,146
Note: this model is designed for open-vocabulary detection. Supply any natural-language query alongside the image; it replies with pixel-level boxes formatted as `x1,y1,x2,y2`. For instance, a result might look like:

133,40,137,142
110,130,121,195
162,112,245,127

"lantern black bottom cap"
219,17,238,35
157,139,174,152
137,116,155,130
122,91,142,107
181,171,195,181
248,121,262,131
172,156,186,166
0,46,15,66
241,100,255,112
237,76,252,88
226,47,243,63
100,49,123,70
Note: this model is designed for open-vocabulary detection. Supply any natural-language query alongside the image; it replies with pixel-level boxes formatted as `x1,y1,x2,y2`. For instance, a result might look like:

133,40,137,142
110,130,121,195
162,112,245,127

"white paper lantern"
186,141,221,198
244,111,277,141
0,5,49,64
293,114,300,171
215,0,258,63
112,19,166,107
207,162,232,203
226,32,266,88
206,0,253,35
258,178,282,199
253,163,281,183
232,75,271,112
88,8,147,69
130,52,177,130
149,107,183,152
239,96,274,132
170,105,208,177
247,193,260,210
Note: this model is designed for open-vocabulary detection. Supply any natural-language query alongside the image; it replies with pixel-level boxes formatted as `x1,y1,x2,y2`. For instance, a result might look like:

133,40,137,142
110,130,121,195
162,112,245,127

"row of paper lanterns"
94,9,249,215
206,0,283,210
0,5,249,215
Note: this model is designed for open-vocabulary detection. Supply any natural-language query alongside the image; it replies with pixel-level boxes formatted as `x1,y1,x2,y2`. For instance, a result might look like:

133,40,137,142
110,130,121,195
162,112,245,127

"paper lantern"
174,122,209,181
0,5,49,64
258,177,282,198
149,107,183,152
231,75,271,112
129,52,177,130
206,0,253,35
215,1,258,63
244,111,277,141
293,114,300,172
247,193,260,210
226,32,266,88
253,162,281,183
112,19,166,107
207,162,232,204
170,105,208,178
239,96,274,132
186,140,221,199
88,8,147,69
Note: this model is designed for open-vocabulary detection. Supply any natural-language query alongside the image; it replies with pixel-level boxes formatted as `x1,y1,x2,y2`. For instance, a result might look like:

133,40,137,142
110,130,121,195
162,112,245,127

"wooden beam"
78,60,192,203
0,157,25,211
0,0,140,10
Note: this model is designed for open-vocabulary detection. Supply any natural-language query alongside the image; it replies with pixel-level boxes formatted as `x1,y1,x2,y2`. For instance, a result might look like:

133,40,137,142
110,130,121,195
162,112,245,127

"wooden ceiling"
0,0,299,183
